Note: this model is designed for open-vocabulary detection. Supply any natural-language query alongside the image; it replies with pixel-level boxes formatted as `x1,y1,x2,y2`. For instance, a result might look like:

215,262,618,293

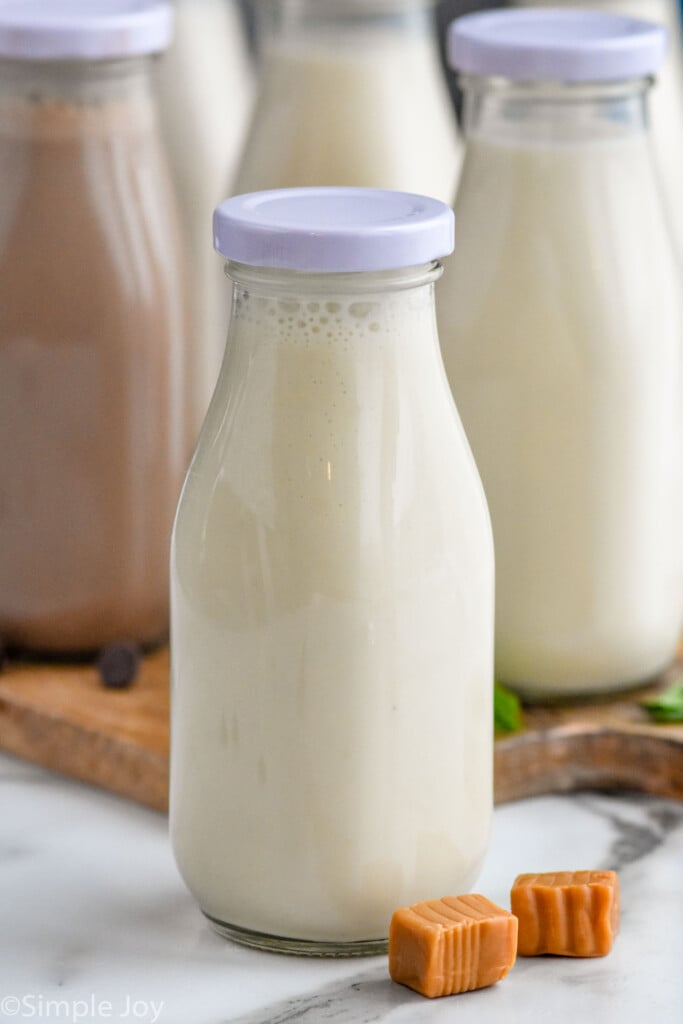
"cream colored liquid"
171,275,493,942
234,27,460,202
157,0,254,430
439,135,682,697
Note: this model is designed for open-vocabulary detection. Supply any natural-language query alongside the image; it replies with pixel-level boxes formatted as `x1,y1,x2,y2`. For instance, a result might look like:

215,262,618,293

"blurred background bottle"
500,0,683,263
157,0,254,431
438,9,682,699
234,0,460,201
0,1,191,654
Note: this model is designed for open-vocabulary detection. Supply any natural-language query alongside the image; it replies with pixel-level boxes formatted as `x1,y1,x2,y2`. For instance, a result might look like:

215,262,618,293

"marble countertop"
1,751,682,1024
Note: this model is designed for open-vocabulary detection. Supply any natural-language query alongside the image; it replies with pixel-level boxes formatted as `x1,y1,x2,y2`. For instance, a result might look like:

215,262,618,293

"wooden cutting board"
0,645,681,812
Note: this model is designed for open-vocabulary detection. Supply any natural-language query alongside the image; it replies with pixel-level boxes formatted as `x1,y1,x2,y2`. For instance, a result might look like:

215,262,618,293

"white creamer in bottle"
157,0,254,430
170,187,494,955
234,0,460,202
438,9,683,700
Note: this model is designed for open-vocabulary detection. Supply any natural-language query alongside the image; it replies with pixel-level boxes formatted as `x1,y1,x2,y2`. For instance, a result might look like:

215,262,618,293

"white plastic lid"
0,1,173,60
214,188,455,273
447,8,666,82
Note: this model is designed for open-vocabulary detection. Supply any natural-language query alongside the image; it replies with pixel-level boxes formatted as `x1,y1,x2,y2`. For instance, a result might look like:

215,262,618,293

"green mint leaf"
494,681,522,733
640,680,683,723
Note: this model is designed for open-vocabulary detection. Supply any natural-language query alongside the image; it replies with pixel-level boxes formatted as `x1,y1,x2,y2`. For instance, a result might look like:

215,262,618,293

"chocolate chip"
0,637,7,673
97,642,141,689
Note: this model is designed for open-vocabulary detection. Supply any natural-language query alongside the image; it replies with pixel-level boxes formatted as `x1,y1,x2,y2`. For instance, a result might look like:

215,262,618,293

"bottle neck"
255,0,437,50
0,55,157,105
222,262,443,356
0,56,159,137
460,76,652,146
226,261,441,298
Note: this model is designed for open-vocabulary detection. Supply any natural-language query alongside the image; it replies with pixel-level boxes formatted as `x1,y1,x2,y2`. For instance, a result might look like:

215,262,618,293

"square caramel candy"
511,870,620,957
388,894,518,998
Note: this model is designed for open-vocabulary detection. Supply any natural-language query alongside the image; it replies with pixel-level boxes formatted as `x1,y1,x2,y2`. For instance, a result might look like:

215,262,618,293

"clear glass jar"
439,11,683,700
233,0,460,202
512,0,683,266
157,0,255,429
0,5,191,653
170,188,493,955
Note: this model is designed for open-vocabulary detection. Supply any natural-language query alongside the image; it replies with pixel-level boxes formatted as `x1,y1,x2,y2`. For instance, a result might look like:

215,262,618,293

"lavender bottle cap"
214,188,455,273
448,8,666,82
0,0,173,60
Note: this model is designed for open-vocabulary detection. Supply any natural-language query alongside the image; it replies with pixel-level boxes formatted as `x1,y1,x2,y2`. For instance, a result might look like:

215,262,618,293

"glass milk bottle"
512,0,683,266
0,1,190,654
233,0,460,203
157,1,254,429
439,9,683,700
171,188,494,954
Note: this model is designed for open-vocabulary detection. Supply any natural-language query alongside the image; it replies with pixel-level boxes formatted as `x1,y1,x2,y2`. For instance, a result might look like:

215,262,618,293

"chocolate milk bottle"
0,2,191,653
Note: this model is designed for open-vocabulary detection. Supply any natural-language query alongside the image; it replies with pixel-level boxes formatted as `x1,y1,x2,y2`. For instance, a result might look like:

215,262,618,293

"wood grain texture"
0,646,681,812
0,648,170,812
495,652,683,804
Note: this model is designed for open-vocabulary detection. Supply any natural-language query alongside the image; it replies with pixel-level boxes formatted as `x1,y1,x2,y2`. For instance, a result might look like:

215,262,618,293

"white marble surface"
1,751,682,1024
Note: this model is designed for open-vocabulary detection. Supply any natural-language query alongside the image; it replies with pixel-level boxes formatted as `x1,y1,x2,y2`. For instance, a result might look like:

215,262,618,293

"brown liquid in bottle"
0,71,190,653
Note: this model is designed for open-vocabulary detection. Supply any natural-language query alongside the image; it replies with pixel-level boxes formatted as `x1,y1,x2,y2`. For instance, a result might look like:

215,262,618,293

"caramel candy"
511,871,620,957
389,894,518,998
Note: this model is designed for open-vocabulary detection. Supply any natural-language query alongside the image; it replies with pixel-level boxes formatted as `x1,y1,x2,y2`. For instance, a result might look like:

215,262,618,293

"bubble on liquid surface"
349,302,374,318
